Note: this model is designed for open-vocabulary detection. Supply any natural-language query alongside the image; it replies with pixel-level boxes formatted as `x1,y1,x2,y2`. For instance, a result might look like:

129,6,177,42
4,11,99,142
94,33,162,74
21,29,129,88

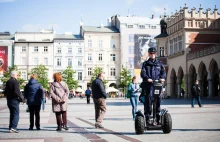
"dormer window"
127,25,133,28
139,25,145,29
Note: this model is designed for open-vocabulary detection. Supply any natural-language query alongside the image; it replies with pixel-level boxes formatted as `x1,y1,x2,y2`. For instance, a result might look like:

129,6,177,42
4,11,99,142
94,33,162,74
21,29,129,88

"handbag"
126,83,132,98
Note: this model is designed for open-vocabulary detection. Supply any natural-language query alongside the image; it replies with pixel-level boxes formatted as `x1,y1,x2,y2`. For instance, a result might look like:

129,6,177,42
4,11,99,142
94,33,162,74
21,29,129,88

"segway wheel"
135,116,145,135
162,113,172,134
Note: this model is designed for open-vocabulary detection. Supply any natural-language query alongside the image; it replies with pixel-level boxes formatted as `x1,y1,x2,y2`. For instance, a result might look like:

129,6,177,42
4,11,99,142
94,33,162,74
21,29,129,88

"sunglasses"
149,52,156,54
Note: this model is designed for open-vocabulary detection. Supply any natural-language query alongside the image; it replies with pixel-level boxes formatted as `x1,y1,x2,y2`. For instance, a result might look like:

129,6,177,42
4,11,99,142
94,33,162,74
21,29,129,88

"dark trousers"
144,91,161,122
86,95,91,104
29,105,41,128
93,98,106,124
7,99,20,130
55,111,67,129
191,96,202,107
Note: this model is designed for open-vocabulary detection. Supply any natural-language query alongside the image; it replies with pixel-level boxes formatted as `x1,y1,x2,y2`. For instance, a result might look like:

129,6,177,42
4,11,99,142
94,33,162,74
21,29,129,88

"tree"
120,67,132,95
62,66,78,90
90,67,108,86
29,64,49,90
0,65,25,89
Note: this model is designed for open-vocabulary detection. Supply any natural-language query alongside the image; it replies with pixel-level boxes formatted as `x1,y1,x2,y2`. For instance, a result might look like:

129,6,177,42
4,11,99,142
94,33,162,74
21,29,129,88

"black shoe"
56,128,62,131
63,125,69,130
29,127,33,130
95,123,104,128
36,127,41,130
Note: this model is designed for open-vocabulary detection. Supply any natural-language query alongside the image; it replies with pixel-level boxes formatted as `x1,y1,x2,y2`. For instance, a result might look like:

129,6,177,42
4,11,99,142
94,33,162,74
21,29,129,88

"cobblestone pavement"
0,98,220,142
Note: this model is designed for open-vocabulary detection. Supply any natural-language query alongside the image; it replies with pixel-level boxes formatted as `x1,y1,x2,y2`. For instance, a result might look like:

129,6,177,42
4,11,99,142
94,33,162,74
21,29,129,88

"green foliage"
120,68,132,87
90,67,108,86
62,66,78,90
0,65,25,89
119,68,132,95
29,64,49,90
181,77,185,89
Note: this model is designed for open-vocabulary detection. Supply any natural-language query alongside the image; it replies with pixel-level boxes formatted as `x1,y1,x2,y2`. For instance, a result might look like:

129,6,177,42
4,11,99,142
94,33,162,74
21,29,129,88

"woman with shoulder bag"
49,73,69,131
128,76,141,120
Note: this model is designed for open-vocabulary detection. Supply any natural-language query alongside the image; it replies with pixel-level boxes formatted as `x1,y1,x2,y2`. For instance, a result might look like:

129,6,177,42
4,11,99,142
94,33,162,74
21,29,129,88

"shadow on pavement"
173,128,220,132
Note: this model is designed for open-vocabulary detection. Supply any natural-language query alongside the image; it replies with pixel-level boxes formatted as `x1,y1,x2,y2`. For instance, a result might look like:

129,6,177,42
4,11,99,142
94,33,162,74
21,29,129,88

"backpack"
126,83,132,98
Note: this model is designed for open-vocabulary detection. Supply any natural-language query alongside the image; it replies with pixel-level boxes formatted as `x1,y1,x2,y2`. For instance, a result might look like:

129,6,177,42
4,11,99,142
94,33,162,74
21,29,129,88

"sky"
0,0,219,34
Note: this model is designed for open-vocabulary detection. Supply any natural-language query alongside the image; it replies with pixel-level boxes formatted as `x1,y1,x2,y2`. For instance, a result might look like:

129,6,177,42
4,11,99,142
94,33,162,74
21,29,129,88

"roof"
82,26,119,33
154,33,169,39
0,34,14,40
54,34,83,40
117,16,160,25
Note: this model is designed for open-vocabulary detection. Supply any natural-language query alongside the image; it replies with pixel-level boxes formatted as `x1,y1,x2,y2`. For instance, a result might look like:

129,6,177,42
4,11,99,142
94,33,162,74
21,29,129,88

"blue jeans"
130,96,138,119
7,99,20,130
41,98,45,110
191,96,202,107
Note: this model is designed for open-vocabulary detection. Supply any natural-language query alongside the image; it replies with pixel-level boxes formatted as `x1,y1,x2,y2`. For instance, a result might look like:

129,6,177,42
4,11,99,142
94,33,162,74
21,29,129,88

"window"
174,38,178,53
57,47,61,53
78,72,82,81
110,68,116,76
21,57,26,65
88,53,92,61
129,34,134,42
44,58,48,65
170,40,173,55
111,39,116,48
110,54,116,61
151,26,156,29
78,47,82,54
127,25,133,28
68,58,72,67
98,54,102,61
129,69,134,76
21,72,26,80
178,36,182,51
22,46,26,52
33,57,38,65
34,46,38,52
57,58,61,66
128,57,134,68
160,47,165,57
68,47,72,53
88,40,92,47
44,46,48,52
88,68,92,76
99,40,103,48
139,25,145,29
129,46,134,54
78,58,82,66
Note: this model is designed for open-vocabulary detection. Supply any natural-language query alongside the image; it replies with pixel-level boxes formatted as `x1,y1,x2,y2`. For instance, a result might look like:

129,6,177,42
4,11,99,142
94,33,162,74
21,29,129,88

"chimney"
152,14,154,19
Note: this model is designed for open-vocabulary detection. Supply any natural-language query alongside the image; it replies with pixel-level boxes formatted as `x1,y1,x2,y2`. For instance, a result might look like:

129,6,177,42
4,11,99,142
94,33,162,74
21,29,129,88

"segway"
134,80,172,134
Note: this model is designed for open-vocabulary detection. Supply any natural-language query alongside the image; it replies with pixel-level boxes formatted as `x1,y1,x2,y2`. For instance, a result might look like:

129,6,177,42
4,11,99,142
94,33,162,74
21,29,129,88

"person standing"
128,76,140,120
92,72,107,128
85,86,92,104
41,89,46,112
24,74,43,130
50,73,69,131
5,71,22,133
191,80,202,108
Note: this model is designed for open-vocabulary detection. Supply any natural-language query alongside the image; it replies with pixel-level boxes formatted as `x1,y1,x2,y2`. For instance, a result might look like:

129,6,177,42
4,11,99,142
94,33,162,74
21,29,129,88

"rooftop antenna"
164,8,166,17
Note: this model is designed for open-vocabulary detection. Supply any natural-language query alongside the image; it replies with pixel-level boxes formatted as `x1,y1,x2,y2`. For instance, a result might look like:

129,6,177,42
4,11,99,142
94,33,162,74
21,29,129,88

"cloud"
0,0,15,3
126,0,135,5
22,24,58,32
151,5,169,15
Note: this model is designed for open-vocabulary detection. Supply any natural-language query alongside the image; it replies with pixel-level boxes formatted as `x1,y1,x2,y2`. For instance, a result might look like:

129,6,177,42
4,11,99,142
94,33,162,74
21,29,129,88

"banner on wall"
0,46,8,76
134,34,156,69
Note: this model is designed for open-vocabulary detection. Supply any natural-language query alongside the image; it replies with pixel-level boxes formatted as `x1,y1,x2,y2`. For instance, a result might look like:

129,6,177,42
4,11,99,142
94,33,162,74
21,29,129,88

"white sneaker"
9,128,19,133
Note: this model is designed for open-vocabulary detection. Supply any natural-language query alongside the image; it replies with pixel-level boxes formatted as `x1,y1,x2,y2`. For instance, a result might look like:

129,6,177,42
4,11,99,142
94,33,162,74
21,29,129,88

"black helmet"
148,47,157,53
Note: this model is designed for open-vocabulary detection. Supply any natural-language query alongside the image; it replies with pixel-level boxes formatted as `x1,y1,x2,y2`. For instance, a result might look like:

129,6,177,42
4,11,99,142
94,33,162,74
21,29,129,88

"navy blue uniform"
140,58,166,123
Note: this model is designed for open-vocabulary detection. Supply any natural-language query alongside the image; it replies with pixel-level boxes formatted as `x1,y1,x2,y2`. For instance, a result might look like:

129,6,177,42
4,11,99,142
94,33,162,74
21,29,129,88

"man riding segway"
140,47,166,125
